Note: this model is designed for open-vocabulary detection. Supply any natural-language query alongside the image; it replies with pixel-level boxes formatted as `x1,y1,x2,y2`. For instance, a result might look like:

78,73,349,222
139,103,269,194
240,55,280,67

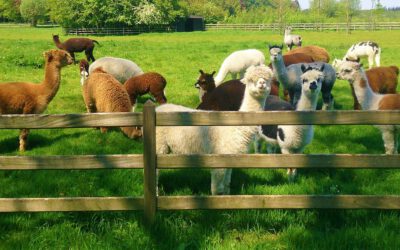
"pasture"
0,27,399,249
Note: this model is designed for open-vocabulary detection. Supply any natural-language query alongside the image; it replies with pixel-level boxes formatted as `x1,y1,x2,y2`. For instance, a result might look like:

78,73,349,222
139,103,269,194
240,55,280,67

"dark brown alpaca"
53,34,99,63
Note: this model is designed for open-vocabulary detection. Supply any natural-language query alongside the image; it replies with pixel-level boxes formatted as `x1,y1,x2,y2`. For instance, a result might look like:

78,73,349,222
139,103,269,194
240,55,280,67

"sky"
297,0,400,10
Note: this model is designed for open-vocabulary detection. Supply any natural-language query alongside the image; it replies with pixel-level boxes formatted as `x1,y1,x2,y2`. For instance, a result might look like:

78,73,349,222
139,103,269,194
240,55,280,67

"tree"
338,0,360,34
134,0,163,25
19,0,47,26
0,0,22,22
310,0,338,19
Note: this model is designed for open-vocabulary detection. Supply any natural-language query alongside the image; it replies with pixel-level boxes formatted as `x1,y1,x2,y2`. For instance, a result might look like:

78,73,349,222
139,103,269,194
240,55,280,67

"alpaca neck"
239,88,266,112
296,92,318,111
40,61,62,102
351,71,379,110
271,57,290,88
214,67,228,86
284,30,290,37
53,38,63,50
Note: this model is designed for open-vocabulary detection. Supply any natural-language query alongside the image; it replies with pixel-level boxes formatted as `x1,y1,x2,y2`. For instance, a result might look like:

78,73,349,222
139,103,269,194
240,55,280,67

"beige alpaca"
82,68,142,139
0,49,73,151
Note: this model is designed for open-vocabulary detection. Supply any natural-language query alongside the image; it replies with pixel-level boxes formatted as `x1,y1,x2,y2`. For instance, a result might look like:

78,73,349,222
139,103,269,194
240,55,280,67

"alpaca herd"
0,30,399,195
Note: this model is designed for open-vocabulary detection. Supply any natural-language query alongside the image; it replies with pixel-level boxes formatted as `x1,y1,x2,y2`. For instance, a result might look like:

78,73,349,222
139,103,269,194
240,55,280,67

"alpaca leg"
322,92,334,110
70,52,76,64
380,126,397,154
281,148,297,182
211,169,227,195
375,53,380,67
223,169,232,195
19,129,29,151
85,48,95,62
368,55,374,69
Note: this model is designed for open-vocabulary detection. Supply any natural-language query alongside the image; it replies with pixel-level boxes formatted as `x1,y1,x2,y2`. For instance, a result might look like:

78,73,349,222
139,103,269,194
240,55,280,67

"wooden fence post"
143,101,157,225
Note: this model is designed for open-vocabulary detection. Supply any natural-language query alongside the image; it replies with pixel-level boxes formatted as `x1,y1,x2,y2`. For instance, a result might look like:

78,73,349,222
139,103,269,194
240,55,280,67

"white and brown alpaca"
260,65,324,181
284,26,302,51
156,65,273,195
337,61,400,154
269,45,336,110
0,49,73,151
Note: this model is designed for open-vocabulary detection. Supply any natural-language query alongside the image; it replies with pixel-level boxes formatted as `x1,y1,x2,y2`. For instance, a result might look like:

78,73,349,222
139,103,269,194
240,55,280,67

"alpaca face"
44,50,73,67
247,77,271,99
269,46,283,62
336,61,362,82
300,67,323,98
195,70,216,91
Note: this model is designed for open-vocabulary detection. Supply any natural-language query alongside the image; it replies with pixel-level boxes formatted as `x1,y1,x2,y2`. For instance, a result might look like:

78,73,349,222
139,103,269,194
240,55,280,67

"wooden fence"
206,22,400,31
64,25,174,36
1,102,400,225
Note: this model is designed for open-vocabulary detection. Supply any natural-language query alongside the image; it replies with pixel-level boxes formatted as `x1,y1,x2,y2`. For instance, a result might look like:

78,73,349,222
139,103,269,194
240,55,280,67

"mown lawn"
0,27,399,249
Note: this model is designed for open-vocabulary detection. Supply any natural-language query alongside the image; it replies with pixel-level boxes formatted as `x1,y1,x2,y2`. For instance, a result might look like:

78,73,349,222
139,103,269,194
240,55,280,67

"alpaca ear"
301,64,307,73
211,71,216,76
319,64,325,72
43,51,53,62
199,69,204,75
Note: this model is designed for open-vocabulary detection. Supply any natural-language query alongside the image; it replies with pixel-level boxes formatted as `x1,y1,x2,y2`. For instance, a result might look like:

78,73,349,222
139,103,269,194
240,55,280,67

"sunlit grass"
0,27,399,249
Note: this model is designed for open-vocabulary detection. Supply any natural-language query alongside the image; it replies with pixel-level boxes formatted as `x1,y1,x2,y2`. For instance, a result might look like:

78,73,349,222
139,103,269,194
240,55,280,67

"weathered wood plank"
158,195,400,210
143,101,157,224
0,155,144,170
0,197,144,212
157,154,400,169
0,113,143,129
156,111,400,126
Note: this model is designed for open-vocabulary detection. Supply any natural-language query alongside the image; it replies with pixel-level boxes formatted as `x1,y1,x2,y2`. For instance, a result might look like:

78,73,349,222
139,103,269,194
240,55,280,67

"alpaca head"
43,49,73,67
336,61,363,82
332,58,345,70
195,70,216,92
268,44,283,62
52,34,60,42
79,59,89,76
300,64,324,99
242,65,273,99
285,26,292,34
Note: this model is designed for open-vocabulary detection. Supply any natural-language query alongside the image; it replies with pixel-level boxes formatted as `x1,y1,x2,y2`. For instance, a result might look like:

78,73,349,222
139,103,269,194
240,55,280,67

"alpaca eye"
344,69,352,73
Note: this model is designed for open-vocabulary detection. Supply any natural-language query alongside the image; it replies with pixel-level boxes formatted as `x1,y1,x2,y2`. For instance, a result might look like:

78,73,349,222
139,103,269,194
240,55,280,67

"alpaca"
82,68,142,139
124,72,167,111
269,45,336,110
156,65,274,195
52,34,99,63
343,41,381,69
333,60,399,110
214,49,265,86
260,64,325,180
79,59,89,85
284,26,302,51
286,45,330,63
337,61,400,154
0,49,73,151
88,57,144,84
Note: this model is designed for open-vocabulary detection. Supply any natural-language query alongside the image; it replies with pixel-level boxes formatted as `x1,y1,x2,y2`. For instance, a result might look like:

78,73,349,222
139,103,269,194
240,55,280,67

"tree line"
0,0,398,27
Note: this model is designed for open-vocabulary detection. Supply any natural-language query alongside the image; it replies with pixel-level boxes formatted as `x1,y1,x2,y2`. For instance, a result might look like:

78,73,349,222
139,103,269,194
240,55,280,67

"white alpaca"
269,45,336,110
260,65,324,181
337,61,400,154
89,57,144,83
343,41,381,69
214,49,265,86
284,26,302,51
156,65,274,195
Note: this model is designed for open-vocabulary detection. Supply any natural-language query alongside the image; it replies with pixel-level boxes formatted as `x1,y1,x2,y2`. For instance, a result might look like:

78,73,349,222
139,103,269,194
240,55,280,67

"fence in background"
0,102,400,225
206,22,400,31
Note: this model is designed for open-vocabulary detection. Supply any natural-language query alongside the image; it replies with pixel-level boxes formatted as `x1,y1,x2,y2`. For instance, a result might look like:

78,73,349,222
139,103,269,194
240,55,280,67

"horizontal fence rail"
1,106,400,224
206,22,400,31
64,25,174,36
1,110,400,128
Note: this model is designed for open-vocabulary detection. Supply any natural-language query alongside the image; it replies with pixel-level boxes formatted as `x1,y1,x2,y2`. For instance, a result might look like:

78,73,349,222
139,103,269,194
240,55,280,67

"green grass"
0,27,400,249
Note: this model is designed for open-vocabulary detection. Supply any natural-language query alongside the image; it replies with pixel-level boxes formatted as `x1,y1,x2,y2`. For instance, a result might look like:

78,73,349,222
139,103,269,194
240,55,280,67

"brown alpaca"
351,66,399,110
53,34,99,63
82,68,142,139
124,72,167,111
285,45,330,63
0,49,73,151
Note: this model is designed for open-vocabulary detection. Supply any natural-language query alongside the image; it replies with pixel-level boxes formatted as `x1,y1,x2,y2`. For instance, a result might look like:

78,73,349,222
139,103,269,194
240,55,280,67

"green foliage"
0,0,22,21
19,0,48,26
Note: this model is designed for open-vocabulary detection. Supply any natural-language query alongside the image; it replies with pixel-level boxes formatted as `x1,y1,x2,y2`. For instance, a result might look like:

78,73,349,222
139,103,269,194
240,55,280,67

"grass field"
0,27,399,249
